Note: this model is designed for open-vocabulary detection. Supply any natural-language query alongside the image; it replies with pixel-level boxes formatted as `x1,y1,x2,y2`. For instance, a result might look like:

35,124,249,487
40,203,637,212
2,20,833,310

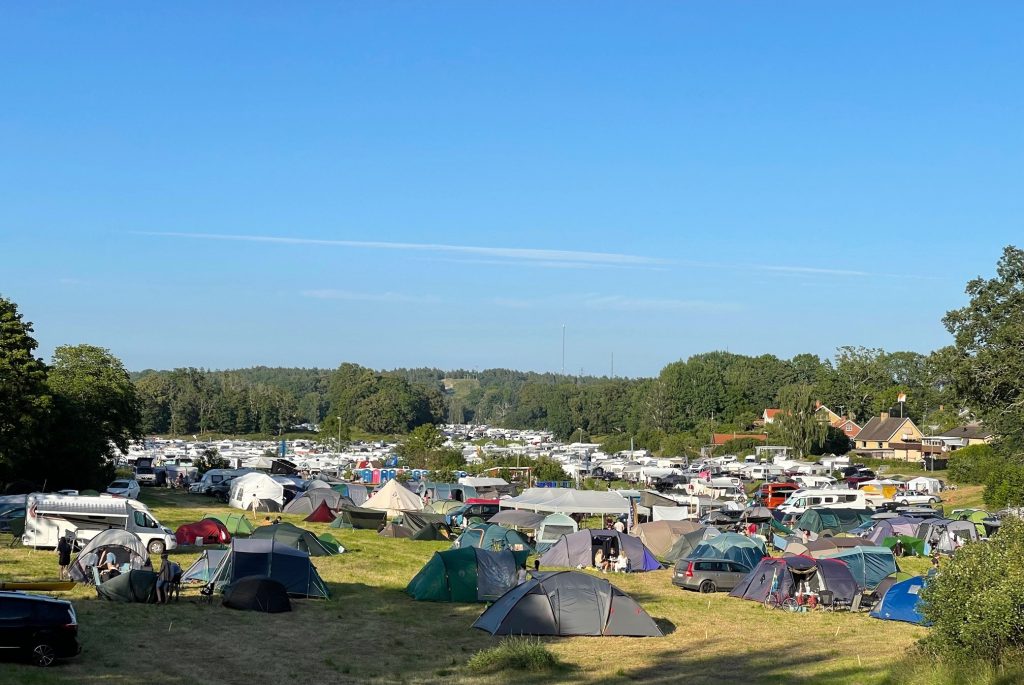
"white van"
793,475,839,489
189,468,248,494
23,493,177,555
778,489,867,515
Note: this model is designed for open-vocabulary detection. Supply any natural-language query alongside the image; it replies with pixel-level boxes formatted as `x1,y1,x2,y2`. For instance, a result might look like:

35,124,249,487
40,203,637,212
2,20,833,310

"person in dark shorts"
57,532,73,580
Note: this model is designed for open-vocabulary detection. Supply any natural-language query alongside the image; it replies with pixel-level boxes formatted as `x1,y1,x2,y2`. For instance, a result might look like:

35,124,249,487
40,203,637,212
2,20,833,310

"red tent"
175,519,231,545
304,501,336,523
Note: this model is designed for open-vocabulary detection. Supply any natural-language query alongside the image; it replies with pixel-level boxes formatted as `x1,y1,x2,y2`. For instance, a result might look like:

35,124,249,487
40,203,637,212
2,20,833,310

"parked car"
446,503,500,527
134,466,158,486
0,592,79,666
209,477,238,503
893,490,940,506
105,479,140,500
672,558,752,593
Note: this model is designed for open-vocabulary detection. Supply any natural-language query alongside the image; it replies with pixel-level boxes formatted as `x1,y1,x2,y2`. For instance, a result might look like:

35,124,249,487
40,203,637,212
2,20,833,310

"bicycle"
763,591,800,612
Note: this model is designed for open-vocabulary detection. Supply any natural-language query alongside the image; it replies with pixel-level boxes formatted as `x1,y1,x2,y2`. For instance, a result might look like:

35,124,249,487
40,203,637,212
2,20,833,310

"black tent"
473,571,662,637
222,576,291,613
330,503,387,530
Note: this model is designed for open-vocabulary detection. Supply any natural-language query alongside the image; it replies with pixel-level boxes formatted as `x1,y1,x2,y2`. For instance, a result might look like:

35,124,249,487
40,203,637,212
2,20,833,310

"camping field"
0,488,985,685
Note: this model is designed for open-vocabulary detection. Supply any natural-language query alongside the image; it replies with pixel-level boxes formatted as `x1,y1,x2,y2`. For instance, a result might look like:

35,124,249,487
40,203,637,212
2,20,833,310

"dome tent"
283,489,352,515
539,529,661,572
363,479,424,518
222,576,292,613
473,571,662,637
69,529,148,584
175,519,231,545
204,513,255,537
454,523,532,553
689,533,767,571
211,539,329,599
406,547,520,602
250,522,339,556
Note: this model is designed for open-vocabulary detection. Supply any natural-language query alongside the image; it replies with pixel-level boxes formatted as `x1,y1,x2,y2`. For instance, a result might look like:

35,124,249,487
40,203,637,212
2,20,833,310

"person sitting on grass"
613,553,630,573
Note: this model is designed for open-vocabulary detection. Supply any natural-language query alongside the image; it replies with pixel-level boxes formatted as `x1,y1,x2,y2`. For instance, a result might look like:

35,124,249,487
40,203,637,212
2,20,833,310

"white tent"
500,487,629,515
907,476,943,494
228,472,285,511
458,476,508,488
362,479,423,518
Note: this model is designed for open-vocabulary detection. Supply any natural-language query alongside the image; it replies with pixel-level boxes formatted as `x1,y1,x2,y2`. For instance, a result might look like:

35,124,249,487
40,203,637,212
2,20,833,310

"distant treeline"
131,346,959,446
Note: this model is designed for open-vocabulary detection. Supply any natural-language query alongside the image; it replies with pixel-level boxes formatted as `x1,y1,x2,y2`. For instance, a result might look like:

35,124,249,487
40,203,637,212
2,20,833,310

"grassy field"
0,486,989,685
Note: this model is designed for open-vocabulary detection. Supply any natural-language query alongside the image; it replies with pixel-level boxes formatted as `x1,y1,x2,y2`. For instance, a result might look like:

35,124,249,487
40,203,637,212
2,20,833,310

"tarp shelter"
488,510,546,530
175,519,231,546
689,533,767,571
205,513,255,537
283,489,353,515
182,548,228,584
882,535,926,557
331,504,387,530
363,479,424,518
222,576,292,613
473,571,663,637
379,512,452,541
250,522,338,556
304,501,337,523
454,523,532,552
652,506,693,522
870,576,928,625
539,529,661,572
536,513,578,548
229,472,285,511
211,539,329,598
795,508,874,534
821,546,898,589
96,569,157,603
69,529,148,584
663,527,720,563
332,483,369,506
502,488,629,515
634,520,703,558
729,556,858,605
406,547,520,602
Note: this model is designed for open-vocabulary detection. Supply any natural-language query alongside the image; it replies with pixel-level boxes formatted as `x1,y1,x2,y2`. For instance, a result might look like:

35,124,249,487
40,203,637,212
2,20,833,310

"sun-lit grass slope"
0,489,938,685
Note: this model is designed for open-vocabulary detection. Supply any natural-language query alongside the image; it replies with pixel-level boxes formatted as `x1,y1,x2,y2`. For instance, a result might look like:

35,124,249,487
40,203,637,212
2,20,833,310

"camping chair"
7,518,24,547
817,590,835,611
199,583,216,605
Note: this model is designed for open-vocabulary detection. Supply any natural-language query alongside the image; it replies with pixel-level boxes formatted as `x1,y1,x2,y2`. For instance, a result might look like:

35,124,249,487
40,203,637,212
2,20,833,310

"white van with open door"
23,494,177,555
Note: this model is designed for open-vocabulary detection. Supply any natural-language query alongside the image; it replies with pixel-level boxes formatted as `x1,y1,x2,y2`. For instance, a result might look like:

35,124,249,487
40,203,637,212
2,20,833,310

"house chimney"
881,412,889,420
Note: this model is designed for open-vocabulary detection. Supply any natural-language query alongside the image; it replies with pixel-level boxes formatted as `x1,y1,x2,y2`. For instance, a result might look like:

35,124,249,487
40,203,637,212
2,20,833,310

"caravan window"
808,497,822,506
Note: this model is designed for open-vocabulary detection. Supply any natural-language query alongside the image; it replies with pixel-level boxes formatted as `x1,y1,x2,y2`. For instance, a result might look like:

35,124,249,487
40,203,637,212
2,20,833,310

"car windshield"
110,481,129,488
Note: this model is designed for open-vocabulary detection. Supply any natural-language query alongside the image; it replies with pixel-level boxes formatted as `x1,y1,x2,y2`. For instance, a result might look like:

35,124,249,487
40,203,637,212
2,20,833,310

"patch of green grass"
465,636,564,675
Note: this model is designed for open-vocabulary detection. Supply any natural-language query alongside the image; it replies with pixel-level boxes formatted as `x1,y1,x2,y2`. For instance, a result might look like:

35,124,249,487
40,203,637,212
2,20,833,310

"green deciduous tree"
771,384,827,458
0,297,51,484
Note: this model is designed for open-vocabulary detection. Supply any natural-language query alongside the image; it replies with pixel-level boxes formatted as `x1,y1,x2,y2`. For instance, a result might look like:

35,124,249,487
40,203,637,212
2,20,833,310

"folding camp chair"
817,590,835,611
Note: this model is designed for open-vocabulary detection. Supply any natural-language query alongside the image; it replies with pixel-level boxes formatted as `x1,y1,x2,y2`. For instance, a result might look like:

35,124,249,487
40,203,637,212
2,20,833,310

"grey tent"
69,529,149,584
283,489,353,515
538,529,661,571
635,520,703,559
473,571,662,637
663,527,720,563
211,539,329,598
488,510,546,530
182,548,229,584
96,569,158,603
332,483,369,506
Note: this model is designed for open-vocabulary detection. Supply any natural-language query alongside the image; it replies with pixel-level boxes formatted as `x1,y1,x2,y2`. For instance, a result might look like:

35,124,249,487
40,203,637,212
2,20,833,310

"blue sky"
1,4,1021,377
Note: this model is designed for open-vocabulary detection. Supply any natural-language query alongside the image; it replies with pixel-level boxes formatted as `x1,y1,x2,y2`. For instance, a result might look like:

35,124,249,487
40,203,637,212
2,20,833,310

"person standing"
57,533,72,580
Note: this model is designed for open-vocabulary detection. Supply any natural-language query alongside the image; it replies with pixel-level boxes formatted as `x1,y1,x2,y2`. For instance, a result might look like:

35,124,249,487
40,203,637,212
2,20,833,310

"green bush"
465,636,564,674
947,444,999,484
983,461,1024,508
921,516,1024,665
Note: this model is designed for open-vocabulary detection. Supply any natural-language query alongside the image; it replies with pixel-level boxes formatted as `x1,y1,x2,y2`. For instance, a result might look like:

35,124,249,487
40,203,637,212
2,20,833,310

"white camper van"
777,489,868,515
23,493,177,555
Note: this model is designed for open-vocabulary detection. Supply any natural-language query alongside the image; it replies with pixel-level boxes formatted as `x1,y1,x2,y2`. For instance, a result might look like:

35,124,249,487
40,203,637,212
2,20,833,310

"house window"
877,442,883,448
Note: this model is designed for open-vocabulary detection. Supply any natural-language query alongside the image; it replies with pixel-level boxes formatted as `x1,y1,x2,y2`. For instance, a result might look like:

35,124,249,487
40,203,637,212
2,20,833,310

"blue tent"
689,533,766,571
821,546,898,590
870,576,929,625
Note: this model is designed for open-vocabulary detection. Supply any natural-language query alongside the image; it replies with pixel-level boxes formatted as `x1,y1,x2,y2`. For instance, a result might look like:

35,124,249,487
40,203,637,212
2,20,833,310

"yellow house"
854,412,924,462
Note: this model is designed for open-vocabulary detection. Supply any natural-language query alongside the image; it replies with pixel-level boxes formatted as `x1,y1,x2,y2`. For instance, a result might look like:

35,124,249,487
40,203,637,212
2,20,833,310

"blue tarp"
870,576,929,625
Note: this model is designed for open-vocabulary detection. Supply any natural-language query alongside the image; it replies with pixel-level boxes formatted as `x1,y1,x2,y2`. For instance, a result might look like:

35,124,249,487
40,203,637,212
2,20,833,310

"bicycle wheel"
763,594,780,609
782,598,800,613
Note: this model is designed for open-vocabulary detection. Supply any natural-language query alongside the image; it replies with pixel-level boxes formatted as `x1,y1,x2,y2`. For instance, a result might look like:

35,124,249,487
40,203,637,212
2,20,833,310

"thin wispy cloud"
301,289,440,304
135,231,665,268
491,293,740,312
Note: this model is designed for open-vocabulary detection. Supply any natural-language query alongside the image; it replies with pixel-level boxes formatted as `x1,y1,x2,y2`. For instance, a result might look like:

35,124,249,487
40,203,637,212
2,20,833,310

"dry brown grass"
0,489,938,685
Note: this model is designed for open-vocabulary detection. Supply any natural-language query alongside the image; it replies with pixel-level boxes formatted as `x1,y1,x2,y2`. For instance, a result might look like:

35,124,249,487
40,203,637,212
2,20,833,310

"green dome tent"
250,522,338,556
454,523,532,553
406,547,521,602
205,513,256,537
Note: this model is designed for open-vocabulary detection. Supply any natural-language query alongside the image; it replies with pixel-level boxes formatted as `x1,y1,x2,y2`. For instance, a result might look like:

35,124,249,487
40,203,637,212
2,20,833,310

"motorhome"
777,489,868,515
792,475,839,490
23,494,177,554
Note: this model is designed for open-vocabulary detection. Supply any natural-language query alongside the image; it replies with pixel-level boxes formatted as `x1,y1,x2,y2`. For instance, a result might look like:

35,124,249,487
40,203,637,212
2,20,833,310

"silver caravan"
23,493,177,555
